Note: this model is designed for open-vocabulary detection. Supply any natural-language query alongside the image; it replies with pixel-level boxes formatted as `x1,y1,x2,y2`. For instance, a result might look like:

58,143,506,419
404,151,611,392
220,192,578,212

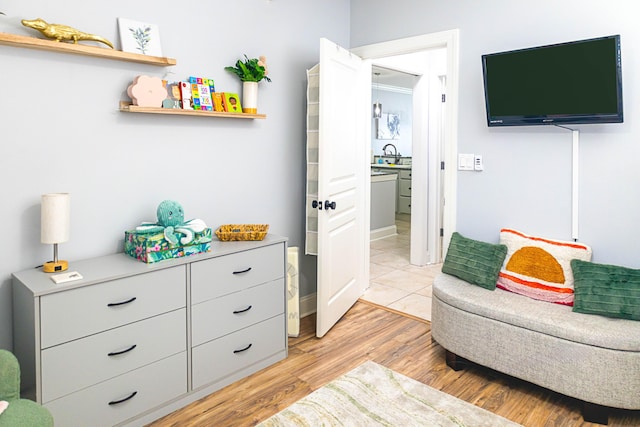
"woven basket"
215,224,269,241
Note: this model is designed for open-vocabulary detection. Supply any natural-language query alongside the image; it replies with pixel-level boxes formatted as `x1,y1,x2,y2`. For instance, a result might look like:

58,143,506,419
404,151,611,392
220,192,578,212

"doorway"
369,64,418,262
352,30,459,318
360,43,452,267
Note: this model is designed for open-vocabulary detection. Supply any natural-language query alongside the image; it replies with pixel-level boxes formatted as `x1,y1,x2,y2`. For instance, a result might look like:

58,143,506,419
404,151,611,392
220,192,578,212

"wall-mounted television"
482,35,623,127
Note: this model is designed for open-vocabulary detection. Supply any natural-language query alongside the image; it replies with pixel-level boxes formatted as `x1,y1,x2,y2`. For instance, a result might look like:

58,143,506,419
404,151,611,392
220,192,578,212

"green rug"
258,361,522,427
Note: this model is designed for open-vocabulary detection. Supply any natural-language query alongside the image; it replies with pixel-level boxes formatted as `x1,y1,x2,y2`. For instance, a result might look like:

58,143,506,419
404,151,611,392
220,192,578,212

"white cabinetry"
371,165,412,214
12,236,287,426
398,169,412,214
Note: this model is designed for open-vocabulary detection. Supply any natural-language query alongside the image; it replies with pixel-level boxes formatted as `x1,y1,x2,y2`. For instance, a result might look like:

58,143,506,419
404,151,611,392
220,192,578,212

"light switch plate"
474,154,484,171
458,153,474,171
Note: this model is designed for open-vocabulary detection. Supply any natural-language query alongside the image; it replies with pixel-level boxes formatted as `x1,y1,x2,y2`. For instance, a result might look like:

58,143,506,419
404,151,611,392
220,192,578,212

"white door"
316,38,370,338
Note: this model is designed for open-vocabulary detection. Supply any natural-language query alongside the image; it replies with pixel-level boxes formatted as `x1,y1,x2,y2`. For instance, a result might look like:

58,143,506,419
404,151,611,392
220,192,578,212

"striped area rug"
258,361,521,427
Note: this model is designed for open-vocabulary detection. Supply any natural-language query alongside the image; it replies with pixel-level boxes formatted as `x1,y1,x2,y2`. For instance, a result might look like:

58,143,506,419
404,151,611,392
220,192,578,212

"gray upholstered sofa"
431,272,640,425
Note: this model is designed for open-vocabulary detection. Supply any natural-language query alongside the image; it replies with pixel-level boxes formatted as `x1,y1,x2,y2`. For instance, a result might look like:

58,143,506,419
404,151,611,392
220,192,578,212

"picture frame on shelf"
118,18,163,56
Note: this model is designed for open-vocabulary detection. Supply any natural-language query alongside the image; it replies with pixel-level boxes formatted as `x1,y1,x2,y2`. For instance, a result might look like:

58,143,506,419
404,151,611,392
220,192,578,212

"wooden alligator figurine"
21,18,114,49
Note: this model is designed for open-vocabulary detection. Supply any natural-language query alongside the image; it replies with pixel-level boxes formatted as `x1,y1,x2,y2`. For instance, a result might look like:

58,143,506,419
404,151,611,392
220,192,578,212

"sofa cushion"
497,228,592,305
442,232,507,290
433,272,640,352
572,259,640,321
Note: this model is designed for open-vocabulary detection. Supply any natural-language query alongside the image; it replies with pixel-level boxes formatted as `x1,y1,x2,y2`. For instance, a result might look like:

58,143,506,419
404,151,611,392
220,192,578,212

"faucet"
382,143,401,164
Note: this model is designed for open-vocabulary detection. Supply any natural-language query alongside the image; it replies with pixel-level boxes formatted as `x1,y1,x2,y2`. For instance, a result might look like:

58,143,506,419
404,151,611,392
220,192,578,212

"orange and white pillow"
497,228,592,305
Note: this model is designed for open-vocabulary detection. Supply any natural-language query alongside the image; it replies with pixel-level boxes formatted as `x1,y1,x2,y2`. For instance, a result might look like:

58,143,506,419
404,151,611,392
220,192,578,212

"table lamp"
41,193,70,273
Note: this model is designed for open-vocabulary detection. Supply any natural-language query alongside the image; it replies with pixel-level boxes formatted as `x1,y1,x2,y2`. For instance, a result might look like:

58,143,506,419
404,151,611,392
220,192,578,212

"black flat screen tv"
482,35,623,127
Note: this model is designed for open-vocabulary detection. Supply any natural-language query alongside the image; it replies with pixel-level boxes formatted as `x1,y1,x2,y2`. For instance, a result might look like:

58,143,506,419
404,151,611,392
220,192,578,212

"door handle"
324,200,336,210
312,200,321,210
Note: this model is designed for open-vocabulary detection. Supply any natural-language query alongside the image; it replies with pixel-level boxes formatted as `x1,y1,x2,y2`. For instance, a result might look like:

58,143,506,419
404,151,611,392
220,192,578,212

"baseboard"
370,225,397,241
300,292,316,318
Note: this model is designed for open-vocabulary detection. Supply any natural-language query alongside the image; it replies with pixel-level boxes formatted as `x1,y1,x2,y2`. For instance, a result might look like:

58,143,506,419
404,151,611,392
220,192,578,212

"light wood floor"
148,301,640,427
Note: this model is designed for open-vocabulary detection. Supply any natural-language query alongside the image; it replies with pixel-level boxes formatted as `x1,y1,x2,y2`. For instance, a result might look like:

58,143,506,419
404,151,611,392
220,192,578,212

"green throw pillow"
571,259,640,321
442,232,508,290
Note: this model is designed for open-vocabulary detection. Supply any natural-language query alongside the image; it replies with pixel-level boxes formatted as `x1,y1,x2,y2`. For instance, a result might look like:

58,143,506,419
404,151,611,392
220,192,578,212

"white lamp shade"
41,193,70,244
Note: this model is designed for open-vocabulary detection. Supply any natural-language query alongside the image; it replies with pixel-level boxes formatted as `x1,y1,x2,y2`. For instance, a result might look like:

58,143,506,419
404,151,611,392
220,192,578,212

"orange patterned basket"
215,224,269,241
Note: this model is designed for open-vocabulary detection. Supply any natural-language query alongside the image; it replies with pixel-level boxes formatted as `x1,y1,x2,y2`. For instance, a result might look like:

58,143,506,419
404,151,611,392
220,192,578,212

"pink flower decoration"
127,75,167,107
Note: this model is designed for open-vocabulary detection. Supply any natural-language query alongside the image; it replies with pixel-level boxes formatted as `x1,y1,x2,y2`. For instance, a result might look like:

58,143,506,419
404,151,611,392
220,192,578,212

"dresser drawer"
45,352,187,427
192,279,284,346
192,315,285,389
191,244,284,304
41,308,186,403
40,266,186,348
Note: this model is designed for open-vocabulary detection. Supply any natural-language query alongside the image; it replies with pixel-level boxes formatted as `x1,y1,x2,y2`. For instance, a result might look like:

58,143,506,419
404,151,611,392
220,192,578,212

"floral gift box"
124,227,212,263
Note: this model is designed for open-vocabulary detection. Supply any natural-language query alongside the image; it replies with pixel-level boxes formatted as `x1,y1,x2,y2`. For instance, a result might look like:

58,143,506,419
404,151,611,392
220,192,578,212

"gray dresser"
12,236,287,426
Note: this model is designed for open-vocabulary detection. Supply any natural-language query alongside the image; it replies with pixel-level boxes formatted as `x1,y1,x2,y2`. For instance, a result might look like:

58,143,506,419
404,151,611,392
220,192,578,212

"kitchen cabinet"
371,164,412,214
398,169,412,214
370,172,397,240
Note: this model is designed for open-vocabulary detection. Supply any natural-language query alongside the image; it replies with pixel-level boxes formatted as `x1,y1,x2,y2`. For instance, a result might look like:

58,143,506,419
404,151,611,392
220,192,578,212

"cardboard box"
125,227,212,263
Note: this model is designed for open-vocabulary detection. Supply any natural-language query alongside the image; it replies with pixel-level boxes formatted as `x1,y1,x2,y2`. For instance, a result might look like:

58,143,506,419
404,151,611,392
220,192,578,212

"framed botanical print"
118,18,163,56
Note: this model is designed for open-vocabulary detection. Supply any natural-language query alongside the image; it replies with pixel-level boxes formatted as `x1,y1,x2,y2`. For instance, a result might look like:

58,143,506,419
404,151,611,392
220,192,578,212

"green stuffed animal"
136,200,207,245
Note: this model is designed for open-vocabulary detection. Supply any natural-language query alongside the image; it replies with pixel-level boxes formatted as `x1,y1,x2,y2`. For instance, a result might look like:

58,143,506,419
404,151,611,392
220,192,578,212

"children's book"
222,92,242,113
179,81,192,110
188,77,215,111
212,92,224,112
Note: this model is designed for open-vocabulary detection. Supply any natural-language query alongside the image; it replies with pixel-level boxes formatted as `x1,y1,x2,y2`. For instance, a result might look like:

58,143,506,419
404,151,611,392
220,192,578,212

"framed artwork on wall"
376,113,400,140
118,18,163,56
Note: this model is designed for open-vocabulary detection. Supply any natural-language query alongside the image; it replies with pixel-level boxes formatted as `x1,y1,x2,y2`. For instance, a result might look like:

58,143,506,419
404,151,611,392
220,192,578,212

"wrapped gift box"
125,227,212,263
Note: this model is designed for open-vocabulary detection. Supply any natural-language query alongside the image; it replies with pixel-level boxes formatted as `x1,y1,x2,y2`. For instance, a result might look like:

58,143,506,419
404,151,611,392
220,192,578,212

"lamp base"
43,260,68,273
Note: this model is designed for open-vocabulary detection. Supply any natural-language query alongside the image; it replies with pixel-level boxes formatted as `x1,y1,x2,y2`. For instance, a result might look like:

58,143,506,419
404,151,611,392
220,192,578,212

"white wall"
0,0,350,350
351,0,640,266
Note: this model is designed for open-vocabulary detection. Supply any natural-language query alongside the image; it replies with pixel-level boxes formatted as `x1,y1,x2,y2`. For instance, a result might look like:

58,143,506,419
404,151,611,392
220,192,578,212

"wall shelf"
119,101,267,119
0,32,176,66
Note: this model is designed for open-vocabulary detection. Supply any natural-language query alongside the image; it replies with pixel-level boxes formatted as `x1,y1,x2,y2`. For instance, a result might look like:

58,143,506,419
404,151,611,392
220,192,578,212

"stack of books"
164,76,242,113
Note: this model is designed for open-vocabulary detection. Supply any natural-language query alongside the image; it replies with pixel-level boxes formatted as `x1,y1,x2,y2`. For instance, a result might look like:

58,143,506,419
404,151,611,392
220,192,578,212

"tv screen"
482,35,623,127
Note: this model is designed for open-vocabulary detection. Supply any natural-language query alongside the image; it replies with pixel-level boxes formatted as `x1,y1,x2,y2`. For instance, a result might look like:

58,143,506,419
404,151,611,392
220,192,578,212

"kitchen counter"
371,163,412,170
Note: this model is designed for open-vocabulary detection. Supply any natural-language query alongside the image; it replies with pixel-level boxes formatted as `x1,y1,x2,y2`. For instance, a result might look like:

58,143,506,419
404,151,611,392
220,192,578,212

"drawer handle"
108,391,137,406
233,305,253,314
107,297,137,307
232,267,252,274
233,343,253,354
108,344,137,357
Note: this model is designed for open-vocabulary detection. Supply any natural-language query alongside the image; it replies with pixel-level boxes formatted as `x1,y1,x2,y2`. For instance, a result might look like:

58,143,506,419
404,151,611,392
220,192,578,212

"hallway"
361,214,442,322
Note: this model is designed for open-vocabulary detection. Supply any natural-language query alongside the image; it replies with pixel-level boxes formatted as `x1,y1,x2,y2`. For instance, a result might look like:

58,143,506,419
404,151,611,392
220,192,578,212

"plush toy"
136,200,207,245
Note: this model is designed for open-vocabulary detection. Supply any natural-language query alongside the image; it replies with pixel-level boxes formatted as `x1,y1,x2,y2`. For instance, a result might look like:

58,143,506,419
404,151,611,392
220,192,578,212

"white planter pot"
242,81,258,114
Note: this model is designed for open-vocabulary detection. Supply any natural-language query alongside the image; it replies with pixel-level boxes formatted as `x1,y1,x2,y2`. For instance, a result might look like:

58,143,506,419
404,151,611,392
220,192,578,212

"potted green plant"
225,55,270,113
225,54,271,83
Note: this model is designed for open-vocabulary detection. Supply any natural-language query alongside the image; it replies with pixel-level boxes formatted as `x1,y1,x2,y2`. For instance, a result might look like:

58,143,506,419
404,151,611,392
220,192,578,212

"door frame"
351,29,459,264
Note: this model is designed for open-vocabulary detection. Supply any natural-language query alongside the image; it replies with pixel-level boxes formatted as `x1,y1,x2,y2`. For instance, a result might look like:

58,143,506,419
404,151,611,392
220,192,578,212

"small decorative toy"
136,200,207,245
21,17,114,48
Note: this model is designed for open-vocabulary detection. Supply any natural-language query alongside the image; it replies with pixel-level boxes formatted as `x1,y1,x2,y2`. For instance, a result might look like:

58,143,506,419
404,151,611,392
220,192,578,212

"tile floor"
360,214,442,322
